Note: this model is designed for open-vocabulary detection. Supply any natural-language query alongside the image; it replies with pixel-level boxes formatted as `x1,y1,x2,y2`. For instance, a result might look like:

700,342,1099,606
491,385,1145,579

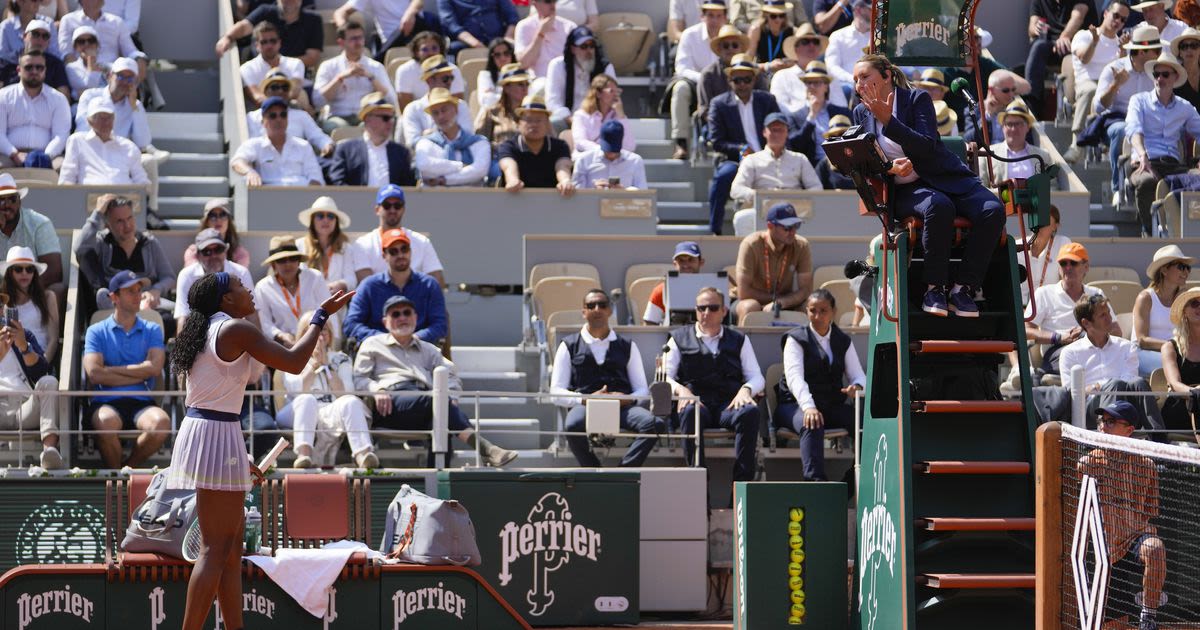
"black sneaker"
948,285,980,318
921,287,948,316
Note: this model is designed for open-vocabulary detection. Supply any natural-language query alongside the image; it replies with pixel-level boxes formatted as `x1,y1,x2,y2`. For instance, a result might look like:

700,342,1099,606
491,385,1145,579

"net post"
432,366,449,469
1069,365,1086,428
1036,421,1064,630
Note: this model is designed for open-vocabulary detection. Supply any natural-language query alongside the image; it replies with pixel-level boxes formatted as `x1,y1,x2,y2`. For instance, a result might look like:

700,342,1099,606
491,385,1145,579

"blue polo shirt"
342,271,447,343
83,315,164,402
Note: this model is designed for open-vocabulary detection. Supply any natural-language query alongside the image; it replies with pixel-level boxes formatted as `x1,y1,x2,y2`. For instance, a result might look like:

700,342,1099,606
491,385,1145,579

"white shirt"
872,91,919,184
545,57,616,119
555,0,597,27
1004,146,1035,179
1015,233,1072,305
1059,334,1138,388
1070,29,1120,84
400,95,474,147
246,107,333,152
550,327,649,407
675,22,717,84
669,0,702,27
173,261,253,319
353,227,443,276
240,54,306,89
571,148,648,189
735,96,762,152
514,14,576,78
314,52,394,116
75,87,151,149
0,343,30,394
1094,57,1154,115
364,132,390,187
476,69,501,110
393,59,465,97
102,0,142,33
348,0,411,40
0,84,71,158
771,65,810,113
1026,282,1115,332
730,147,821,202
296,237,358,291
826,23,870,85
58,131,149,185
664,325,766,396
57,10,143,64
414,132,491,186
232,135,325,186
783,329,866,412
65,59,105,100
1159,18,1188,44
253,267,332,341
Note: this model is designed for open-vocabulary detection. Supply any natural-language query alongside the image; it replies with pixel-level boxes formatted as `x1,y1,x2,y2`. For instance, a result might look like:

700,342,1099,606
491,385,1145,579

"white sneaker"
1063,145,1081,163
1112,191,1121,208
40,446,62,470
355,451,379,469
293,454,313,469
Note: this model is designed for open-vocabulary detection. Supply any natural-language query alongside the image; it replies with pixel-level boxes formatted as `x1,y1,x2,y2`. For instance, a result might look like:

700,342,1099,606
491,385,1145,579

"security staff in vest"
550,289,665,467
775,289,865,481
664,286,765,482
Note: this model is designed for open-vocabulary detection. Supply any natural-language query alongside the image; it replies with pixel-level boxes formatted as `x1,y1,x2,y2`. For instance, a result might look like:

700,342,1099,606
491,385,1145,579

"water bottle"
244,506,262,555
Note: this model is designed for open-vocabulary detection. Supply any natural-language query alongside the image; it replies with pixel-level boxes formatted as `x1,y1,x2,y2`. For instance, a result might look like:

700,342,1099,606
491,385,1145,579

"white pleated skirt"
164,416,251,492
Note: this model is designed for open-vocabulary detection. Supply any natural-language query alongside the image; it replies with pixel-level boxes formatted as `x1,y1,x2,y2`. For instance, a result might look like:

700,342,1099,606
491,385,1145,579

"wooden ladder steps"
916,517,1035,532
917,573,1036,589
916,461,1031,475
909,340,1015,354
911,400,1024,413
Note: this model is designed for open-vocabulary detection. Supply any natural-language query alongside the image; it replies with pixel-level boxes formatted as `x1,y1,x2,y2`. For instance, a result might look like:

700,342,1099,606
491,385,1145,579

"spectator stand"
19,185,151,233
220,0,250,190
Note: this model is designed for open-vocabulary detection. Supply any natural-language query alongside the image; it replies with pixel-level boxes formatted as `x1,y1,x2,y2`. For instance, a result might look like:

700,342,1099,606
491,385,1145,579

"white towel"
246,542,365,618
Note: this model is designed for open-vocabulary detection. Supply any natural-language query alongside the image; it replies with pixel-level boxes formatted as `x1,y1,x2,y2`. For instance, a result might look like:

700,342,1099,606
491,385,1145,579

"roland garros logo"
15,500,106,565
499,492,602,617
859,434,897,630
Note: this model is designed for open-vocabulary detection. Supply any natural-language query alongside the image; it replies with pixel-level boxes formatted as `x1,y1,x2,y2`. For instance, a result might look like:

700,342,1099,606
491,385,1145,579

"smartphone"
6,307,16,323
608,176,622,187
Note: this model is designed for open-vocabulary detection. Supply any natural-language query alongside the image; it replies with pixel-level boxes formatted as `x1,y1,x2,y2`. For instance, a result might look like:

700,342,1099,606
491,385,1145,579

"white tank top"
14,300,48,351
1148,290,1175,341
185,312,252,415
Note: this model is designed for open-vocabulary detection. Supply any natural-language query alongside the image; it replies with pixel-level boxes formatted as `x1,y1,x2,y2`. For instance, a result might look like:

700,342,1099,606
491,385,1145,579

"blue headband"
214,271,230,300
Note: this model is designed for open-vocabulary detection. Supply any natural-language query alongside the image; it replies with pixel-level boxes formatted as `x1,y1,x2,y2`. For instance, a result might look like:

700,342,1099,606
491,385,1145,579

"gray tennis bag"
120,469,196,559
379,484,481,566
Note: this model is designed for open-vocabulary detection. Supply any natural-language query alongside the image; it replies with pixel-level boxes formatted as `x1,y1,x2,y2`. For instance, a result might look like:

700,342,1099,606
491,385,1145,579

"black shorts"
1106,533,1153,622
87,398,157,431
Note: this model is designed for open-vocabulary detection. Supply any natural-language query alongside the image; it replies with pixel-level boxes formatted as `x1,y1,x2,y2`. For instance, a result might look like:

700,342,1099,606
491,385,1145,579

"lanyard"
276,275,301,319
762,242,791,295
765,30,784,61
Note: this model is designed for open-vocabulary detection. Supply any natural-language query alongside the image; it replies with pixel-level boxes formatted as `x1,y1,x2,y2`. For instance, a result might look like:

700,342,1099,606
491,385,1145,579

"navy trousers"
679,402,760,482
891,179,1004,287
708,160,740,235
374,395,471,432
564,405,665,467
777,401,856,481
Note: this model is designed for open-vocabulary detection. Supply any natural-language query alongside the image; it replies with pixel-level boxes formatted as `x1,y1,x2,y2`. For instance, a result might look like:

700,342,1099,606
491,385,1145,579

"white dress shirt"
1026,283,1115,332
571,110,635,155
1059,334,1138,388
414,132,491,186
240,54,306,89
246,107,334,152
58,131,149,185
231,135,325,186
102,0,142,33
736,96,762,152
555,0,597,27
314,52,394,116
364,132,390,187
670,0,702,26
571,148,648,189
174,261,253,319
550,326,649,407
353,228,443,276
782,329,866,412
348,0,412,40
0,83,71,158
514,14,576,78
826,24,869,85
253,268,332,341
664,325,766,397
674,22,717,83
400,95,474,146
545,57,616,119
771,66,851,112
57,10,143,64
75,87,151,149
1070,30,1120,84
296,238,358,291
393,59,465,97
65,59,105,100
1159,18,1188,44
1093,57,1154,115
730,147,821,202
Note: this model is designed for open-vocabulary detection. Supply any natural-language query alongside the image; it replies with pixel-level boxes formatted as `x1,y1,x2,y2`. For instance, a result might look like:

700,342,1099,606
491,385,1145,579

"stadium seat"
819,279,855,316
1149,367,1169,408
330,125,364,143
544,309,586,352
530,276,597,323
1088,266,1140,283
813,265,844,289
456,47,488,66
2,167,57,185
763,363,849,452
460,57,486,104
383,47,412,70
1085,280,1141,315
626,276,660,325
1117,312,1133,339
740,310,807,327
597,13,654,75
624,262,672,291
732,208,756,236
528,262,600,288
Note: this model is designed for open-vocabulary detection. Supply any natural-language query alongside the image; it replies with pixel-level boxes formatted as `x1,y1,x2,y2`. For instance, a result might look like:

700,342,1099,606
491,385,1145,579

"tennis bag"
379,484,481,566
120,469,197,559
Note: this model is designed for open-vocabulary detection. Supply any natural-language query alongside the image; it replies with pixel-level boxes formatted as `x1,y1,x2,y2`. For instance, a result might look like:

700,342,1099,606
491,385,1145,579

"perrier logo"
498,492,602,617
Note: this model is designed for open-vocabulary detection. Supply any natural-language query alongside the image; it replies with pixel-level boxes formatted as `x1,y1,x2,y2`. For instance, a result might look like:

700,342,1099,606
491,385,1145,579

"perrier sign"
875,0,974,67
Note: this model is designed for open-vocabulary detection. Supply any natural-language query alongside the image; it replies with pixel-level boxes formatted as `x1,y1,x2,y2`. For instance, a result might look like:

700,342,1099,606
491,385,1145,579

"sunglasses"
386,308,415,318
380,201,404,210
696,303,722,313
385,246,411,256
1097,416,1131,427
730,76,754,85
584,300,610,310
767,13,786,19
1111,13,1128,22
1059,259,1081,267
199,246,225,257
720,42,742,50
10,265,35,274
266,83,289,91
0,196,19,205
798,38,821,46
75,36,98,44
116,73,137,83
492,49,513,57
1187,299,1200,309
576,42,596,50
28,31,49,39
1172,261,1192,271
373,114,395,122
1153,70,1176,78
312,211,337,221
265,110,287,119
434,74,454,84
207,210,229,219
1181,42,1200,51
21,64,45,71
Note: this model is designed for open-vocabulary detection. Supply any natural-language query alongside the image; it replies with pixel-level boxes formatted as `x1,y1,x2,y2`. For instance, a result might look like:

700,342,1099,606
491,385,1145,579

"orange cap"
381,228,410,251
1056,242,1089,263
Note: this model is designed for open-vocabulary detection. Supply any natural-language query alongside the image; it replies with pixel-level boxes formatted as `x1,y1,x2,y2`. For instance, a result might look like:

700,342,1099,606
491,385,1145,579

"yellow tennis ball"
788,615,803,625
789,534,804,549
788,521,802,536
788,561,802,576
791,589,806,605
791,548,806,564
790,507,805,522
789,575,804,590
792,602,807,617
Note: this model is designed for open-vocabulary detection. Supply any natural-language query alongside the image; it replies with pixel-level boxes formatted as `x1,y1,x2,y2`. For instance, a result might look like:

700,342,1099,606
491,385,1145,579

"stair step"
451,346,519,372
157,196,215,219
158,152,228,177
911,400,1024,414
917,517,1036,532
634,139,676,160
917,461,1031,475
158,175,229,198
468,418,541,450
147,112,219,136
153,135,224,154
648,181,693,202
910,340,1015,354
917,573,1035,589
657,200,706,222
655,223,711,236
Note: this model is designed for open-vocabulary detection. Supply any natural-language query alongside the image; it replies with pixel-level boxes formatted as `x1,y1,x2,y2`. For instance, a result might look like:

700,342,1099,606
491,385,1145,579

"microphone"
844,259,878,279
950,77,978,109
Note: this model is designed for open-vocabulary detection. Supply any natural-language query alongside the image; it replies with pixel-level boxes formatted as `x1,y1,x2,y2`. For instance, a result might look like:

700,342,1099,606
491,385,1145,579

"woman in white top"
295,196,357,293
277,312,375,469
475,37,516,111
0,246,58,360
571,74,635,155
1134,245,1194,376
393,31,465,111
253,236,332,347
167,272,353,630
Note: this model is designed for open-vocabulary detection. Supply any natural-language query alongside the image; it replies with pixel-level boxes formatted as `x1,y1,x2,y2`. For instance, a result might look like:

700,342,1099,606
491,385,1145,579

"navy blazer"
851,87,979,196
328,138,417,187
786,103,852,165
707,90,781,162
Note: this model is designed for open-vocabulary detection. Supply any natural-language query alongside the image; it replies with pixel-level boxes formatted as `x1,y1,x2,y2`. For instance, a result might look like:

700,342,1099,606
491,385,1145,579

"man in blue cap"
230,96,325,186
644,241,706,326
730,112,820,207
352,183,445,287
734,202,812,324
571,120,647,190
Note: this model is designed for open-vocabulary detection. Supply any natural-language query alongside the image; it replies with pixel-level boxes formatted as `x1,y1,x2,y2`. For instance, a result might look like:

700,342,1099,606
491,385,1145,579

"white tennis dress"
165,312,253,492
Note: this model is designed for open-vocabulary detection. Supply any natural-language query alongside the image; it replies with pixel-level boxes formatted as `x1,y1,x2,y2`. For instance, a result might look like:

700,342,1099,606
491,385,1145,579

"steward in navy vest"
777,324,852,408
565,333,634,395
670,325,748,410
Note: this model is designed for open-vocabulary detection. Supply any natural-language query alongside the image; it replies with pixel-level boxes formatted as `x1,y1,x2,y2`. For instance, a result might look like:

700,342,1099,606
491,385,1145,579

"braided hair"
170,273,228,377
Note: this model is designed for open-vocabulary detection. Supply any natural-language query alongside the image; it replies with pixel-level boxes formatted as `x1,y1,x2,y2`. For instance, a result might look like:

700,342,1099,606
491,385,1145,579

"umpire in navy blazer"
706,54,781,235
851,53,1004,318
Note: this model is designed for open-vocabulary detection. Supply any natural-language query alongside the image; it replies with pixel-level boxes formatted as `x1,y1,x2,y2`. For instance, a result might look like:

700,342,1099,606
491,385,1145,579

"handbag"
120,469,198,559
379,484,481,566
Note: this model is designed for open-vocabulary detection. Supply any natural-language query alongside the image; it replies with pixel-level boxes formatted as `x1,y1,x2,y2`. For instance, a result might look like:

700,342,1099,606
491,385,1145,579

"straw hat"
915,68,947,91
1146,243,1195,278
824,114,852,138
258,68,297,92
700,0,728,11
496,63,530,86
998,98,1036,126
1171,27,1200,57
724,53,760,77
799,60,833,83
1170,287,1200,326
761,0,792,14
708,24,750,55
515,94,551,118
0,246,47,275
1122,24,1163,50
1132,0,1172,11
261,235,305,267
297,195,351,229
357,92,395,120
783,22,828,59
423,87,461,113
420,54,454,81
1146,49,1188,88
934,101,957,136
0,173,28,199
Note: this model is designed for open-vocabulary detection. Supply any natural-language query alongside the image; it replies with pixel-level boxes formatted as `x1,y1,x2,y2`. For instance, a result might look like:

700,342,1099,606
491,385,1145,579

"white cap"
24,19,50,35
72,25,98,42
86,98,115,119
111,57,138,75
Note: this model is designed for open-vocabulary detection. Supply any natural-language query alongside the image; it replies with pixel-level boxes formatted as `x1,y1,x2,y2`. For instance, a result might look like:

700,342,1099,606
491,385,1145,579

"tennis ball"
790,507,805,522
791,548,806,564
788,615,803,625
789,575,804,590
789,534,804,549
788,521,802,536
792,602,807,617
788,561,802,576
791,589,806,605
